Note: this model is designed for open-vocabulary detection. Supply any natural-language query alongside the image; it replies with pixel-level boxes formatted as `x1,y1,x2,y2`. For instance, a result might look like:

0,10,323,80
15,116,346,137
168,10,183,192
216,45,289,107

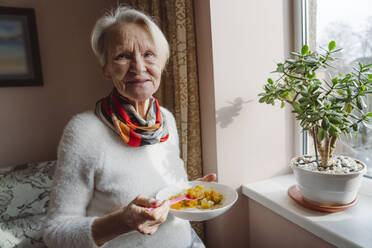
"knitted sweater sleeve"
43,114,101,248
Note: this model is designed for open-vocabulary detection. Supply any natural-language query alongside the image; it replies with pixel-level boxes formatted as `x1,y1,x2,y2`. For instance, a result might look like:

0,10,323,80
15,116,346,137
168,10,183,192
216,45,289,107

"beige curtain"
120,0,204,240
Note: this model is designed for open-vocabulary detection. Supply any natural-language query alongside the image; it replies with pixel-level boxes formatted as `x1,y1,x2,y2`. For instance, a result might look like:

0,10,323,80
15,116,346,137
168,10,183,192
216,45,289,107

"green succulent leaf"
267,78,274,85
259,96,266,103
291,52,302,56
293,101,302,113
307,71,316,79
352,123,358,132
328,116,343,125
346,88,352,97
301,45,309,55
331,77,339,85
281,101,285,108
317,128,325,142
356,96,364,109
264,84,272,92
280,91,289,99
328,41,336,51
321,118,330,130
345,103,353,114
277,63,284,72
329,124,340,137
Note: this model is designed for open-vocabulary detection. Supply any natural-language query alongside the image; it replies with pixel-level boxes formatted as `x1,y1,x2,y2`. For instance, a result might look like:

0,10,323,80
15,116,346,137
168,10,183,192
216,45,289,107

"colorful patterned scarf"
95,89,169,147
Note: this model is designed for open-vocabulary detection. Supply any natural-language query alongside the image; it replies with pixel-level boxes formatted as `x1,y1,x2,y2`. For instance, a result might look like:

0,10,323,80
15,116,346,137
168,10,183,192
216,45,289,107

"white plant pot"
290,155,367,205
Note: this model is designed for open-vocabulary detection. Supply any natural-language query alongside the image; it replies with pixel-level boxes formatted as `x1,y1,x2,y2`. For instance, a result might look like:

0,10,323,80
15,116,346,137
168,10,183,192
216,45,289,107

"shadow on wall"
216,97,253,129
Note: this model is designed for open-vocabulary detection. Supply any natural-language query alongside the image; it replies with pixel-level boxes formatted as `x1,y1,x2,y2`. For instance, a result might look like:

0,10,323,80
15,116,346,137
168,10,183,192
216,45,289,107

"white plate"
156,181,238,221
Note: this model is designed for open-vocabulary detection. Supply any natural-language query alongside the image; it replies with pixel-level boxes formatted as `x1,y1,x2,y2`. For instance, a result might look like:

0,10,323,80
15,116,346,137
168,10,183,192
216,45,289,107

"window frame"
293,0,309,156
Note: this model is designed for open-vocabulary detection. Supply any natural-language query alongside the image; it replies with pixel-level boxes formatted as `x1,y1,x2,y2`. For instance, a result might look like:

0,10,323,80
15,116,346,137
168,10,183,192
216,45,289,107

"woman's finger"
133,195,162,208
151,200,170,217
197,173,217,182
151,201,169,221
137,222,160,235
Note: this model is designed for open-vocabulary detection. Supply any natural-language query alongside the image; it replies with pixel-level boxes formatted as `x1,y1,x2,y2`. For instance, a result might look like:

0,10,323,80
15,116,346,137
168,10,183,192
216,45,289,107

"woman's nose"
130,54,146,73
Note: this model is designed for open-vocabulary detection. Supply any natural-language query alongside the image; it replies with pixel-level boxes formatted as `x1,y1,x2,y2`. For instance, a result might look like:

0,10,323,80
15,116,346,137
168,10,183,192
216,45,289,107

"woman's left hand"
196,173,217,182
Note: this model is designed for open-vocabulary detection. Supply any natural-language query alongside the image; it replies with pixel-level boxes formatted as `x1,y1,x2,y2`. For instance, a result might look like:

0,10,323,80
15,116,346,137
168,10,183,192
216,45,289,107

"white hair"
91,6,170,68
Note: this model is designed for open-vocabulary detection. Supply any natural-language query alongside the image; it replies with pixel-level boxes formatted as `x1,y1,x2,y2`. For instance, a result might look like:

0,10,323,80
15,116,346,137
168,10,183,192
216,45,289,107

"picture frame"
0,6,43,87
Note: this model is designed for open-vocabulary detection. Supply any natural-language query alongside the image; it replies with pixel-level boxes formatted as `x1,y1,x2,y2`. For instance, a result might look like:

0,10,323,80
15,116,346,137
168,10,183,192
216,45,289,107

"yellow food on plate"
170,184,223,210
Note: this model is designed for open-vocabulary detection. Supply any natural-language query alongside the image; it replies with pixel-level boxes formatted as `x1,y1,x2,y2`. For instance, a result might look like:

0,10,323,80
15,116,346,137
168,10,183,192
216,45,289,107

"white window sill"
242,174,372,248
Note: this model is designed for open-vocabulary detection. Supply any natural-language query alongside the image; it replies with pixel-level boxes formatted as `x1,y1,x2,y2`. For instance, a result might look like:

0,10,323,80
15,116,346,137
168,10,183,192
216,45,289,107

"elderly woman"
43,6,215,248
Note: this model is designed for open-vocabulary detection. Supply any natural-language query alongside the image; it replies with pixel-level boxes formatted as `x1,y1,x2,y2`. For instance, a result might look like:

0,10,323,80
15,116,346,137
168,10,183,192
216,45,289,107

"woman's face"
103,23,163,103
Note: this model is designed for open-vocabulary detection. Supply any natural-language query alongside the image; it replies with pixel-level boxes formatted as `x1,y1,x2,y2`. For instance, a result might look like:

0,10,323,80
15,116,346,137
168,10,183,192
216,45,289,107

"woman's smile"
126,78,151,85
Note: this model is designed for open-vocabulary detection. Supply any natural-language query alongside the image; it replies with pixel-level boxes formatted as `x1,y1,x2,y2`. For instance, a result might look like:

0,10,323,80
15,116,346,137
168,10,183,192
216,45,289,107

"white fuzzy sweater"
43,109,193,248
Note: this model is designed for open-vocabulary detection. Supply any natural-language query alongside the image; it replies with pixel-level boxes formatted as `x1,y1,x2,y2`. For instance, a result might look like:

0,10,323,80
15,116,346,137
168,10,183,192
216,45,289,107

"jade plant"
258,41,372,168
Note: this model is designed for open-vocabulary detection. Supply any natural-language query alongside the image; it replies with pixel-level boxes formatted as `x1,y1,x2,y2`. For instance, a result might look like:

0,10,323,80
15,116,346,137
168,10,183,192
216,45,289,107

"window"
297,0,372,178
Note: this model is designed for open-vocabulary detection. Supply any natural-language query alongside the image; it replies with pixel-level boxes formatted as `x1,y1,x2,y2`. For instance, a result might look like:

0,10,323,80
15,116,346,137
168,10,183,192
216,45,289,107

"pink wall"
0,1,115,167
248,199,335,247
195,0,297,247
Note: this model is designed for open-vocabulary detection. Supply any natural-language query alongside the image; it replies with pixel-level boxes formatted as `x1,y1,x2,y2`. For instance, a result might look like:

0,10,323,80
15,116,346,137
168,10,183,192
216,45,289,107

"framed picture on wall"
0,6,43,87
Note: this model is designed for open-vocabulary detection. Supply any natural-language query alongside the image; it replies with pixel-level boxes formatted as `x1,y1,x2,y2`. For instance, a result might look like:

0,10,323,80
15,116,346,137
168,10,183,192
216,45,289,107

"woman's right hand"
92,195,170,246
121,195,170,235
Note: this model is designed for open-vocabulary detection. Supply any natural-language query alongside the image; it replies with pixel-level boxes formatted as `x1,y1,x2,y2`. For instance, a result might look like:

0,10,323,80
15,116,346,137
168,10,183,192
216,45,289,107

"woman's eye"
144,51,154,58
114,53,130,60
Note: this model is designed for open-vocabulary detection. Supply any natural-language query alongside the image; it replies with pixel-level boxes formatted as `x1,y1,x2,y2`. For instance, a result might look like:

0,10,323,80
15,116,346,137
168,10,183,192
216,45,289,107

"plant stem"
329,136,338,158
283,71,307,81
312,127,320,167
325,136,330,166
